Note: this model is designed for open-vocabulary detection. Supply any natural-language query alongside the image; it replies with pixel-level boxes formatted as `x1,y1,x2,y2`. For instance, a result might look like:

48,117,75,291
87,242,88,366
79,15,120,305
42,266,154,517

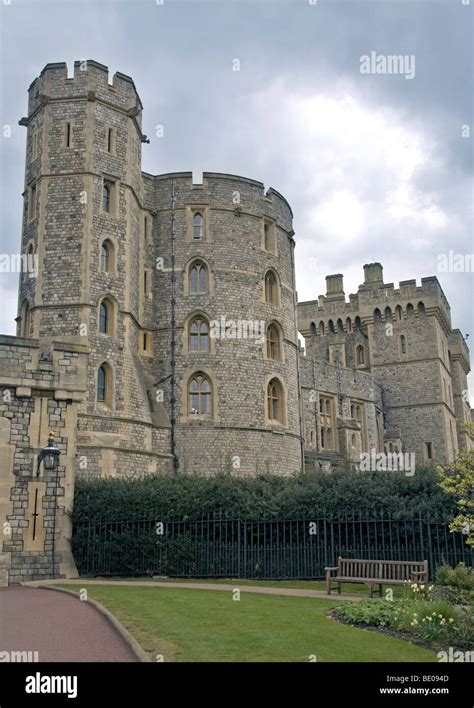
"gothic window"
384,307,392,320
266,323,282,361
328,320,335,334
346,318,352,333
374,308,382,321
189,261,208,294
97,363,112,405
356,344,365,366
100,240,114,273
407,303,415,318
267,378,284,424
28,184,37,221
102,183,111,213
395,305,403,321
310,322,317,336
264,270,278,305
98,298,114,335
189,316,209,352
193,212,203,240
188,373,212,416
319,321,325,336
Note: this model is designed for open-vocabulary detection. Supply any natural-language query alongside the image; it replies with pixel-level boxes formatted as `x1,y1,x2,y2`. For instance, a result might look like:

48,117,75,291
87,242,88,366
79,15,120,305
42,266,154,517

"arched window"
267,378,284,424
102,183,110,213
395,305,403,321
266,323,282,361
399,334,407,355
189,261,208,294
310,429,315,446
356,344,365,365
328,320,335,334
193,212,203,240
189,316,209,352
337,318,344,332
319,321,325,336
98,299,114,335
264,270,278,305
20,300,31,337
355,316,361,331
418,301,426,315
407,303,414,318
310,322,317,336
97,363,112,404
100,240,113,273
374,308,382,322
188,372,212,416
346,318,352,333
384,307,392,320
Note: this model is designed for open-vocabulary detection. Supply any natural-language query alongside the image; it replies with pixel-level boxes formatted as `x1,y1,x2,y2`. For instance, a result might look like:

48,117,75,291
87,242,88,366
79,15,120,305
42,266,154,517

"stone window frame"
96,361,114,409
101,176,119,217
140,330,153,357
350,399,367,452
27,182,37,223
186,204,210,243
184,257,213,296
63,119,75,149
30,127,39,161
97,294,117,337
319,395,336,451
142,268,153,299
262,268,281,306
99,238,117,276
182,367,219,422
19,298,32,338
399,334,407,356
355,344,365,367
182,310,215,355
106,125,117,156
264,374,288,428
262,218,278,256
423,441,433,462
263,320,284,363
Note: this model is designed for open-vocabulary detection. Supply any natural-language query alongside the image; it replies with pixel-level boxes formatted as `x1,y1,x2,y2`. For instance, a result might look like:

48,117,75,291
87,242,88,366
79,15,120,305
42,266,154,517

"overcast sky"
0,0,472,394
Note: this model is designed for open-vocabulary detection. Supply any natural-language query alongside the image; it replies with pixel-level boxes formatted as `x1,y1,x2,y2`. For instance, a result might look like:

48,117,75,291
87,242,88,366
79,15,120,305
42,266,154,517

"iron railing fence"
71,511,473,580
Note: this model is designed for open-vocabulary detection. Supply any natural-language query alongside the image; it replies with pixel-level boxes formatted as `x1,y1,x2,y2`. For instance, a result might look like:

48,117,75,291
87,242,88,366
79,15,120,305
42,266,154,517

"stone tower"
297,263,472,465
15,60,303,479
17,60,171,478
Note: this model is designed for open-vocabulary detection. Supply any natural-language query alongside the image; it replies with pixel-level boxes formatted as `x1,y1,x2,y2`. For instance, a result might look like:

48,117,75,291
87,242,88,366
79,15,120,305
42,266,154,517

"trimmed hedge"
72,467,456,523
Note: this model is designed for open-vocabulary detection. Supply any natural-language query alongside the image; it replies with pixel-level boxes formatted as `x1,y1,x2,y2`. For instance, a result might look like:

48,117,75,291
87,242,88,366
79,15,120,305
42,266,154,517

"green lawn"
60,584,435,662
92,576,406,598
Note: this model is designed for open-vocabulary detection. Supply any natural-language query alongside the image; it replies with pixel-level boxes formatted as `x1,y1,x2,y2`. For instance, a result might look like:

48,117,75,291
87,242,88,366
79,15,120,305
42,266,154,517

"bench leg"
326,578,331,595
379,584,383,598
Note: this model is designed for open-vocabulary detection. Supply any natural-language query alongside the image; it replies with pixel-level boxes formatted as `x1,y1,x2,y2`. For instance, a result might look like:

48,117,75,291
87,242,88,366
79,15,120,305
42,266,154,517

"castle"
0,61,472,582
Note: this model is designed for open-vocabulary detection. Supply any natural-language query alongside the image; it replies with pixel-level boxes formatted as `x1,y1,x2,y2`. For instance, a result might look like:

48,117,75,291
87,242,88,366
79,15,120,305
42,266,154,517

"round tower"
149,172,304,475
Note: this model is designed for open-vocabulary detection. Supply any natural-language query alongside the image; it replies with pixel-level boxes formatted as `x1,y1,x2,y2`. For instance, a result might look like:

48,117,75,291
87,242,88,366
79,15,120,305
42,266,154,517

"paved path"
0,585,138,662
26,578,364,601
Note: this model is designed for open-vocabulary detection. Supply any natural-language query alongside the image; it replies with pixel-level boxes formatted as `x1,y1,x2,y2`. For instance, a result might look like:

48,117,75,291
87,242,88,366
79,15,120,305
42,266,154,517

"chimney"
325,274,345,301
363,262,384,285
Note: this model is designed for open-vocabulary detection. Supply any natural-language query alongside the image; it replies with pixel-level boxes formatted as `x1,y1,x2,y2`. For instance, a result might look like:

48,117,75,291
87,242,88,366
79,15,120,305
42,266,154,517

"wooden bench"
325,557,429,596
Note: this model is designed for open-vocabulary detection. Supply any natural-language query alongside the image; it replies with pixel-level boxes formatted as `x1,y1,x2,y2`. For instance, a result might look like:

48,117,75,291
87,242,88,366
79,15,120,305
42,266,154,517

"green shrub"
72,467,456,523
435,562,474,590
334,597,473,651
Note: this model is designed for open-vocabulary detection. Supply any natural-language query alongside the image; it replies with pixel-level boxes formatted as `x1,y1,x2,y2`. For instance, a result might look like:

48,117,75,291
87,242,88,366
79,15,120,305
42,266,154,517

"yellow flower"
449,618,454,623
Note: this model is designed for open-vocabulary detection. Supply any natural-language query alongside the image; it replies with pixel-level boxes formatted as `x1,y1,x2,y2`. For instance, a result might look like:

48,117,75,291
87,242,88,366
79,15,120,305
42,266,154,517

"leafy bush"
435,562,474,590
72,467,456,524
334,597,473,651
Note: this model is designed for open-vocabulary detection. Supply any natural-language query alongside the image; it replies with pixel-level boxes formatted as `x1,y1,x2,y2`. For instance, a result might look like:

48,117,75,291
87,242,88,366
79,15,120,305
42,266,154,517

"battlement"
25,60,143,122
297,263,453,336
147,171,294,231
